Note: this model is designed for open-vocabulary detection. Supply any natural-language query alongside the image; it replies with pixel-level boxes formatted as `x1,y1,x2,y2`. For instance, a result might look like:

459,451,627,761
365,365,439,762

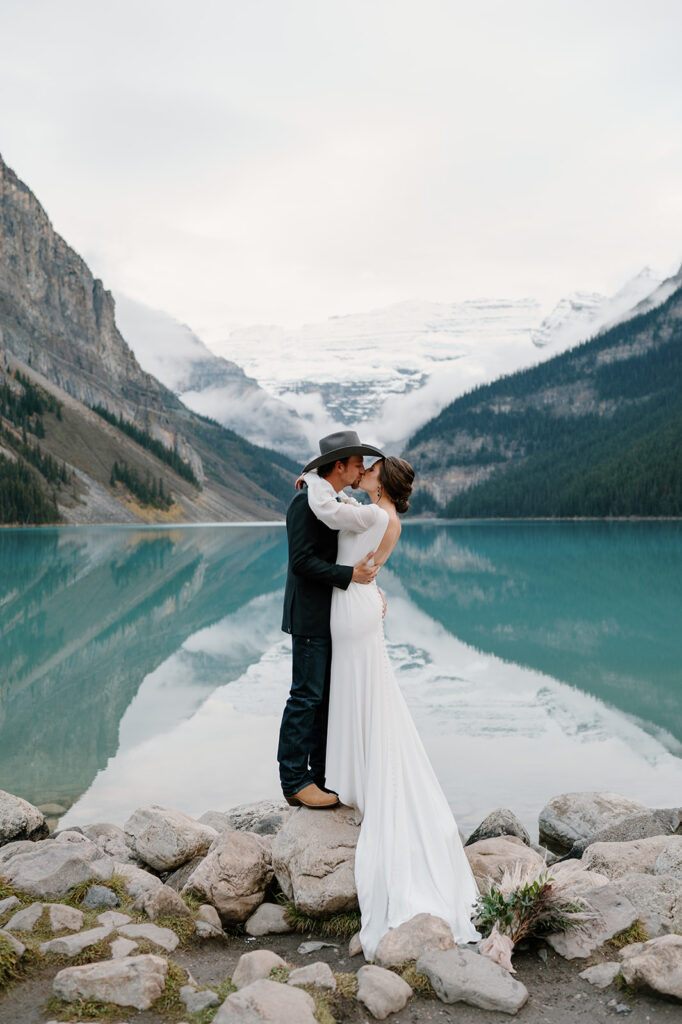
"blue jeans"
277,635,331,796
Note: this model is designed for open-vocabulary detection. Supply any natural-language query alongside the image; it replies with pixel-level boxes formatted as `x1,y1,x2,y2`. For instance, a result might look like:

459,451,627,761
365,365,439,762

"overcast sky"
2,0,682,332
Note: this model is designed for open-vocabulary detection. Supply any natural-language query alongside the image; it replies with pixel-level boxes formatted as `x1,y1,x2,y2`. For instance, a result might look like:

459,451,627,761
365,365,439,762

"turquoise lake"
1,521,681,841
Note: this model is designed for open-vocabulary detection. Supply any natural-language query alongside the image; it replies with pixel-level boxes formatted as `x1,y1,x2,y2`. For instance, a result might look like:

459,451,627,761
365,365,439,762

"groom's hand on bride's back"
352,551,379,584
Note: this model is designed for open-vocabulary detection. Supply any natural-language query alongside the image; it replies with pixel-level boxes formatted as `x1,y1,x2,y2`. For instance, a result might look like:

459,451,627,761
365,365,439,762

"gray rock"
465,809,531,847
195,919,224,939
578,962,621,988
0,789,48,846
112,861,163,907
357,964,412,1019
0,840,36,865
165,855,205,892
117,922,179,952
620,933,682,1000
80,824,138,865
546,885,637,959
538,792,647,855
582,835,673,878
201,800,291,837
4,902,44,932
124,804,218,872
143,883,191,920
245,902,291,936
606,872,682,936
97,911,132,928
349,932,362,957
182,830,272,924
547,861,610,898
417,948,529,1014
272,805,359,916
0,929,26,957
110,937,139,958
298,940,338,955
48,904,84,933
180,984,220,1012
2,841,113,899
197,904,222,929
232,949,287,989
40,925,112,956
561,808,682,860
0,896,21,916
52,953,168,1010
654,835,682,879
83,883,120,909
464,835,547,889
287,961,336,990
374,913,455,967
214,978,317,1023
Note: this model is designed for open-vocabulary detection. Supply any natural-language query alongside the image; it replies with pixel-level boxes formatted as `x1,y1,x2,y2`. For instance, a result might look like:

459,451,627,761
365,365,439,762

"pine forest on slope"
404,284,682,518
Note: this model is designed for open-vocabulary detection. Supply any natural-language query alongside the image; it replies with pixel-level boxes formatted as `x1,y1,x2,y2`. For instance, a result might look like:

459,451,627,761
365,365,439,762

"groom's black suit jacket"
281,489,353,637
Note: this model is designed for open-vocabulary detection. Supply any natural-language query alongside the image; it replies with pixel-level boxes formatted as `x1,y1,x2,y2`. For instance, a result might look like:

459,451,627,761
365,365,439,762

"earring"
376,483,382,502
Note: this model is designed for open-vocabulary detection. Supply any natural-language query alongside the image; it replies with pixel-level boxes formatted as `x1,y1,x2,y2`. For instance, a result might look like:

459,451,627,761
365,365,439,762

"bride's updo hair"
379,456,415,515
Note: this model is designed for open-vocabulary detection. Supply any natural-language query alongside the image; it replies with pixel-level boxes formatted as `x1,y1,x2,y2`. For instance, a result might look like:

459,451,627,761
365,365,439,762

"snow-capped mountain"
530,267,664,352
113,293,314,455
114,266,667,461
203,268,664,452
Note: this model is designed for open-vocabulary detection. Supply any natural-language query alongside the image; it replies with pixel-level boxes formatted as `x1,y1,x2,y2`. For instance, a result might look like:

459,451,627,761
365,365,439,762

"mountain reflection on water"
0,526,287,810
394,521,682,744
1,521,681,834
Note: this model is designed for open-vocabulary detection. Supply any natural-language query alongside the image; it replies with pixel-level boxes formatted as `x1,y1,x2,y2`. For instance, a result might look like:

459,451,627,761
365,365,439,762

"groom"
278,430,384,809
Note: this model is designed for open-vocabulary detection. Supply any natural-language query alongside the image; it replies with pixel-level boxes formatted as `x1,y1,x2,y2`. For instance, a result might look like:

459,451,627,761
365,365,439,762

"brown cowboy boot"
285,783,340,809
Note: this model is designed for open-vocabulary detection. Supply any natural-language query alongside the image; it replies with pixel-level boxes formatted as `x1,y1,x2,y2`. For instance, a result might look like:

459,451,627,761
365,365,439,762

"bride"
301,457,482,961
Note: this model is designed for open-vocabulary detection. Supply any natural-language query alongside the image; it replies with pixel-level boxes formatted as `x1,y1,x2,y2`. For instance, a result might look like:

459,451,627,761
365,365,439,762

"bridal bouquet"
474,862,595,973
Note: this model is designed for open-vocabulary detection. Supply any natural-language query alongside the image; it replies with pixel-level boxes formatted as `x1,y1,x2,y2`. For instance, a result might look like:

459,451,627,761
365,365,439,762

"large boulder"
620,933,682,1001
417,948,529,1014
465,809,531,847
52,954,168,1010
547,860,610,898
214,978,317,1024
654,835,682,879
464,835,546,889
561,808,682,860
374,914,455,967
182,830,272,924
357,964,412,1019
0,790,48,847
604,873,682,937
1,839,113,899
123,805,217,871
581,835,673,879
200,800,291,836
272,805,359,916
539,792,647,855
545,885,638,959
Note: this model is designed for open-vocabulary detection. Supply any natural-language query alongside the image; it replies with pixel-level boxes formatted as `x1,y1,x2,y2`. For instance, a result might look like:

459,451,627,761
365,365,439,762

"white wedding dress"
303,472,482,961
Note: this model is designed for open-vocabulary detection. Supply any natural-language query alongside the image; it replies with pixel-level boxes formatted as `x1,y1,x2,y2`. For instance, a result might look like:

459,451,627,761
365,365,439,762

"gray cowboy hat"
302,430,385,473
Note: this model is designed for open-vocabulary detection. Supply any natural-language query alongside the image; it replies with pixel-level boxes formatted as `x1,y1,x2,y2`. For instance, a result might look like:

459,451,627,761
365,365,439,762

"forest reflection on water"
1,521,681,838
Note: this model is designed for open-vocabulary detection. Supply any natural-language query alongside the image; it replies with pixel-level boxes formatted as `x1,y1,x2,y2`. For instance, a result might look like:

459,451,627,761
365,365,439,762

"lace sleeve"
303,472,380,533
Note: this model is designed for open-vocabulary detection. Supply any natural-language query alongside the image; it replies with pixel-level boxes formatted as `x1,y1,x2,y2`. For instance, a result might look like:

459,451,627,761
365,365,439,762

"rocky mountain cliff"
404,276,682,516
0,154,295,523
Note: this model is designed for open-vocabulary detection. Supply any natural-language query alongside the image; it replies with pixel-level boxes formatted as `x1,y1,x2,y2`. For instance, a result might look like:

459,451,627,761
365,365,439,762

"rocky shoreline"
1,787,682,1022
